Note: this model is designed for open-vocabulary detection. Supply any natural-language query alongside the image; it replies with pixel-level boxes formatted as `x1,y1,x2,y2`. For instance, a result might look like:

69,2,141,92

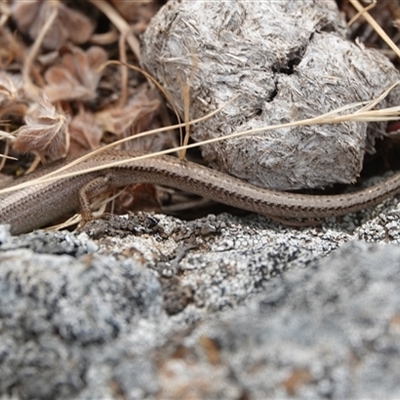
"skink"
1,150,400,235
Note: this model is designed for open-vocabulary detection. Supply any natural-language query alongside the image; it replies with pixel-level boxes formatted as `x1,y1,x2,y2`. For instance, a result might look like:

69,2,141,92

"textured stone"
141,0,400,189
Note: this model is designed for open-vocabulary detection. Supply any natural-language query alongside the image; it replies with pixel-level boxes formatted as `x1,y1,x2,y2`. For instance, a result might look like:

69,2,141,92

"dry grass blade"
1,81,399,195
348,0,376,26
0,95,239,192
99,59,184,142
87,0,141,61
44,201,108,232
21,0,58,96
95,86,160,138
178,51,199,160
353,81,400,114
117,28,129,107
350,0,400,59
0,129,15,141
0,151,16,161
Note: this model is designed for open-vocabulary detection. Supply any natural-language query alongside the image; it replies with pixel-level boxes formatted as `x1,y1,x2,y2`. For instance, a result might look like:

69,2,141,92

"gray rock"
158,241,400,399
141,0,400,190
0,245,163,399
1,210,400,398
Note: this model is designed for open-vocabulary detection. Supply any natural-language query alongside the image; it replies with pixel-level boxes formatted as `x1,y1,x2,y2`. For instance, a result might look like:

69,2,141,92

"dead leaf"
14,93,69,162
69,110,103,153
0,71,24,107
96,86,160,137
109,0,158,25
11,0,94,50
44,46,107,102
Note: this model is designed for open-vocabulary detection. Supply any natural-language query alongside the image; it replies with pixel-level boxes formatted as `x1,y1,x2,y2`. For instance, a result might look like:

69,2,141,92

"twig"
350,0,400,59
22,0,59,96
87,0,141,61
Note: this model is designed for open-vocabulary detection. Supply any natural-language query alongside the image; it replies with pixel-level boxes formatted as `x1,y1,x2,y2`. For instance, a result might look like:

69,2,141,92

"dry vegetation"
1,0,400,227
0,0,168,162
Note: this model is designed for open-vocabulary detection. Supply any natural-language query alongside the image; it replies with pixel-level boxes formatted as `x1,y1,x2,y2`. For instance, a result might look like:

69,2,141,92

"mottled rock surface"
1,194,400,398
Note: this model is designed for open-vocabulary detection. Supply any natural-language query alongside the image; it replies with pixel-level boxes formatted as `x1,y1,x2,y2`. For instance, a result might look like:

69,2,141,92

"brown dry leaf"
95,86,161,137
69,110,103,153
44,46,107,102
109,0,158,25
14,94,69,162
11,0,94,50
0,71,24,107
0,72,28,121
